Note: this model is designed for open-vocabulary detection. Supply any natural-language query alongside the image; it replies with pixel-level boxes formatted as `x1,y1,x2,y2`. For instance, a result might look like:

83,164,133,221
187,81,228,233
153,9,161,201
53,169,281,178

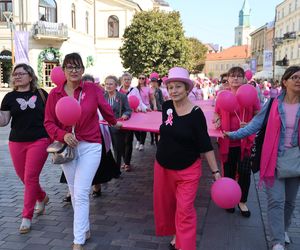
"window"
291,46,294,59
71,3,76,29
38,0,57,22
289,3,292,14
108,15,119,38
85,11,89,34
0,0,12,22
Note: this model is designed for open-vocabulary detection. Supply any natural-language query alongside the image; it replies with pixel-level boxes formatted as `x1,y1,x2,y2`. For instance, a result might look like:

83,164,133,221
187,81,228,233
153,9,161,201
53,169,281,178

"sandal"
19,218,31,234
92,189,102,198
35,195,49,216
63,195,71,203
72,244,84,250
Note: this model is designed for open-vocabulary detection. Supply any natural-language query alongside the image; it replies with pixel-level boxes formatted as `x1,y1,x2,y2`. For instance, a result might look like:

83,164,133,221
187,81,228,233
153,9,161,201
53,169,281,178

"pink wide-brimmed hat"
165,67,193,91
150,72,159,81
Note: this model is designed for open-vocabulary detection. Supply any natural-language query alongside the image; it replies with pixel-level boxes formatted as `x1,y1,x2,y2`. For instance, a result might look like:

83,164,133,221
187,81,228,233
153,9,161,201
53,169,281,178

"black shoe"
169,243,177,250
225,208,235,213
92,190,102,198
238,204,251,218
63,195,71,203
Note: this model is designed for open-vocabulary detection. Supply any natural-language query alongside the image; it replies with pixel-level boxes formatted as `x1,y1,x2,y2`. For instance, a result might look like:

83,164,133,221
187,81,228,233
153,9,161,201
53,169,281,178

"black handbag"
250,98,274,173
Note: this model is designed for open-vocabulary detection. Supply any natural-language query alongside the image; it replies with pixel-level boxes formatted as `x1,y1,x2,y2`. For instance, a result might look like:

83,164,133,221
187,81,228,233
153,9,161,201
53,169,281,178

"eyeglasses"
221,80,228,84
139,77,145,80
65,65,83,72
289,75,300,81
12,72,28,77
229,75,244,79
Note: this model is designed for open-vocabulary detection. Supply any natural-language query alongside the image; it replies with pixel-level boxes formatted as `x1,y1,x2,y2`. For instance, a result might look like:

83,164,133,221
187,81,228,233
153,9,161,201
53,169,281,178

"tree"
119,10,189,76
186,37,207,74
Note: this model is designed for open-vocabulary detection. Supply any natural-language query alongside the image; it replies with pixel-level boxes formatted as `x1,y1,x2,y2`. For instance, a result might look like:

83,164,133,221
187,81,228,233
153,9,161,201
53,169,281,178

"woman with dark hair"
44,53,121,250
225,66,300,250
0,63,50,234
214,66,260,217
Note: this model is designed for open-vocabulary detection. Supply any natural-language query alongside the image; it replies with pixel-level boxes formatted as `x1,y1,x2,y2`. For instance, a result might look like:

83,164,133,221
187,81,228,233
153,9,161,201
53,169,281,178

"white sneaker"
285,232,291,244
272,243,285,250
139,144,144,151
135,141,140,150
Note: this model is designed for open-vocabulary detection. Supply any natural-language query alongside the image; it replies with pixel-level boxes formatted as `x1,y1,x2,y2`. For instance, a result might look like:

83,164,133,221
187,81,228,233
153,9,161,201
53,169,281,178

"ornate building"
234,0,254,46
0,0,170,87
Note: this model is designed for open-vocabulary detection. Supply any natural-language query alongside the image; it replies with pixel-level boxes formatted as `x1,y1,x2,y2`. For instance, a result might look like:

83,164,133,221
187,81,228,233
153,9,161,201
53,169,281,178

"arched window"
71,3,76,29
85,11,89,34
0,0,13,22
38,0,57,22
108,15,119,38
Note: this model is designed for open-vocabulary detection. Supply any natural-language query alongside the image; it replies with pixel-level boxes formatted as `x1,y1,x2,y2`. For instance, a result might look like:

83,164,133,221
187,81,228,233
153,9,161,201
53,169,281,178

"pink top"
139,86,151,107
283,102,300,147
44,81,117,143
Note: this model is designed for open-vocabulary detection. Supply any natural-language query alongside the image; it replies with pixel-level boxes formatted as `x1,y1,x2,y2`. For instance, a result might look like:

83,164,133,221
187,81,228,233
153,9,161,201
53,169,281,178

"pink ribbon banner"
100,100,222,137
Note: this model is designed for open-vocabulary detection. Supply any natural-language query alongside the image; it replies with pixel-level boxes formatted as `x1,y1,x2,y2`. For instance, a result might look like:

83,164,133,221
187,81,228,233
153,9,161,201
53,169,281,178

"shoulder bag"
47,87,83,164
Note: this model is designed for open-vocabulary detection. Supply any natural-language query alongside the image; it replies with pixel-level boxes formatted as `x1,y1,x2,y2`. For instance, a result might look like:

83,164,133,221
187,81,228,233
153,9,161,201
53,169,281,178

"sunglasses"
222,80,228,84
139,77,145,80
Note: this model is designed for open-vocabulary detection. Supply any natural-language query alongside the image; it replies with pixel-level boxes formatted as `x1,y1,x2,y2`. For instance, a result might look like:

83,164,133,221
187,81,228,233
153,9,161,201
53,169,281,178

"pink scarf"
218,106,255,163
259,99,280,186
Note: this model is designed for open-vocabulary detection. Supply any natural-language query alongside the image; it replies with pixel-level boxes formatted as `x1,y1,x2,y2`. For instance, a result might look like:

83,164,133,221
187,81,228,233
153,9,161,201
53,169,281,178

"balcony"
273,37,283,45
276,59,289,66
282,31,296,41
33,21,68,41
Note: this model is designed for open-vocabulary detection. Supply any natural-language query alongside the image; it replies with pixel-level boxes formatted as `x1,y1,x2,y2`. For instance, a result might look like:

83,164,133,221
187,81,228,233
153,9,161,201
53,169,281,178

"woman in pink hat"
153,67,221,250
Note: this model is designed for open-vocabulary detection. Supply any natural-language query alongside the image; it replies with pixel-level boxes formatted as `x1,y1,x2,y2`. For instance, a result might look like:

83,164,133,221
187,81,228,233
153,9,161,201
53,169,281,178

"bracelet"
212,170,220,175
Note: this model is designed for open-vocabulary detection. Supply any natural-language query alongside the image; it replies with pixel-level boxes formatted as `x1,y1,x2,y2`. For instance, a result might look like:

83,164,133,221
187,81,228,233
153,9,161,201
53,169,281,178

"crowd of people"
0,53,299,250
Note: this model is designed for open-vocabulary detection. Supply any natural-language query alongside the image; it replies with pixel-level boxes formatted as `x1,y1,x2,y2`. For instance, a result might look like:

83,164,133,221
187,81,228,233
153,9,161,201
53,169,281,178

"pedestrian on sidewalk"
214,66,260,217
0,63,50,234
224,66,300,250
44,53,122,250
153,67,221,250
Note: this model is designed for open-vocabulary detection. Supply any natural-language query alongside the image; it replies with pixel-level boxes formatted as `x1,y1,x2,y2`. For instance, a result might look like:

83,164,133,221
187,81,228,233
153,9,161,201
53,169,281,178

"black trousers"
223,147,251,203
134,131,147,145
110,128,133,167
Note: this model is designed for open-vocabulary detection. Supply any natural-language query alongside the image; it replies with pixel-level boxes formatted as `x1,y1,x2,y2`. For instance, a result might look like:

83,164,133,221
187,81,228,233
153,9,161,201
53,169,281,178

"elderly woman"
44,53,121,250
214,66,260,217
0,64,50,234
104,75,132,173
225,66,300,250
154,67,221,250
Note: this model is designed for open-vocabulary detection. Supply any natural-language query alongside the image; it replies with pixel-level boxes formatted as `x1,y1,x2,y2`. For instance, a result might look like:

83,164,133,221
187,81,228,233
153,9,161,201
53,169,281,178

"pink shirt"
44,81,117,143
283,102,300,147
139,86,151,107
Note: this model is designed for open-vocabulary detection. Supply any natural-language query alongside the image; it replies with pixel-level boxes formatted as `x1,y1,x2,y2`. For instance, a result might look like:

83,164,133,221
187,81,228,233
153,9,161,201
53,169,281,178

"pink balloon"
211,177,242,209
128,95,139,110
245,70,253,81
236,84,258,107
50,66,66,86
263,90,270,97
215,90,238,112
55,96,81,126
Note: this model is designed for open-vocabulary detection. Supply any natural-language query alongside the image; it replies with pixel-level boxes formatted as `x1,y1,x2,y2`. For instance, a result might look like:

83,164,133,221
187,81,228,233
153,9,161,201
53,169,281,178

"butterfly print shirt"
0,89,49,142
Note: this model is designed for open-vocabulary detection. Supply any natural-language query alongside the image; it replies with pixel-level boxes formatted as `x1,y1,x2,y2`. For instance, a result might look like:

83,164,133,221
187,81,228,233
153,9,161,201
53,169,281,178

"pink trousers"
153,159,201,250
9,138,50,219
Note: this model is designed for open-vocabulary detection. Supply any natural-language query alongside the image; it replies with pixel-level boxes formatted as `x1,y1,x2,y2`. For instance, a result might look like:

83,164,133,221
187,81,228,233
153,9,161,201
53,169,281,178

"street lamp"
3,11,14,65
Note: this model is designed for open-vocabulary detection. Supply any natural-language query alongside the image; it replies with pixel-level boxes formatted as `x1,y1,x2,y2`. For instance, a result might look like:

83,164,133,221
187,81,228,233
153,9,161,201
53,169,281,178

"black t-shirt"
156,100,213,170
1,89,49,142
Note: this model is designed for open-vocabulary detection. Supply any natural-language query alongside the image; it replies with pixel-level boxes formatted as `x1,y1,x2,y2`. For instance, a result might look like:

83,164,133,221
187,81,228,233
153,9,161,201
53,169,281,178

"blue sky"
167,0,282,48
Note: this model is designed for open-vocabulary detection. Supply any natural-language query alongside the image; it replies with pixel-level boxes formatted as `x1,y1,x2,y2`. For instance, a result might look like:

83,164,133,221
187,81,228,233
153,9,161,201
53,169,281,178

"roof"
153,0,170,6
206,45,250,61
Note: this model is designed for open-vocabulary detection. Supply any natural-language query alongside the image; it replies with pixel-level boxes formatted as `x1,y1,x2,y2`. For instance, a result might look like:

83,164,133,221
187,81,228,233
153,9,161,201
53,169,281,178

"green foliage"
208,71,214,79
86,56,94,68
37,47,62,86
119,10,189,76
185,37,207,74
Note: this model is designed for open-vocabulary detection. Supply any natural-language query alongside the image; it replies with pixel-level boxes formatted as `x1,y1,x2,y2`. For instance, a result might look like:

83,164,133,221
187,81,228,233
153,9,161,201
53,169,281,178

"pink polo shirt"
44,81,117,143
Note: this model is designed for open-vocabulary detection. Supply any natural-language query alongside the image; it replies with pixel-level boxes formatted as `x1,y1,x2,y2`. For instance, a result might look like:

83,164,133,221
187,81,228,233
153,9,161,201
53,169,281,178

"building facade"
234,0,254,46
0,0,170,86
274,0,300,72
204,45,250,78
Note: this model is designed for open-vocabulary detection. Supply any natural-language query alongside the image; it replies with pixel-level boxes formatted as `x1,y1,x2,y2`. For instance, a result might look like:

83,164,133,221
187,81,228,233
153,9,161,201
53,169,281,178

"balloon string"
234,110,241,123
242,109,245,122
